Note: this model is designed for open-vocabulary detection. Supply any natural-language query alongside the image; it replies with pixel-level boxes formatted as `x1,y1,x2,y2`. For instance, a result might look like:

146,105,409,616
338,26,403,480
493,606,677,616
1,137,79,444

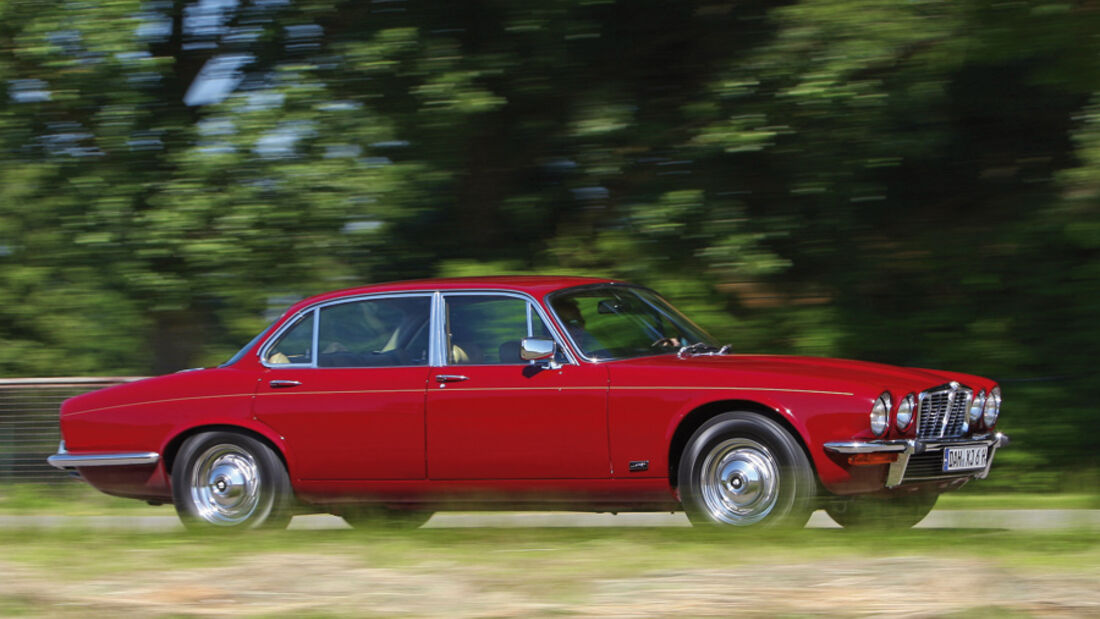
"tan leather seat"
450,342,483,364
451,345,469,364
268,352,291,364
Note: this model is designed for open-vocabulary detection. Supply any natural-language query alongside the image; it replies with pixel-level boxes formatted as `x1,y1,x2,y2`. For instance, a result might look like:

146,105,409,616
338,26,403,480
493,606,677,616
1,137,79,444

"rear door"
253,294,431,480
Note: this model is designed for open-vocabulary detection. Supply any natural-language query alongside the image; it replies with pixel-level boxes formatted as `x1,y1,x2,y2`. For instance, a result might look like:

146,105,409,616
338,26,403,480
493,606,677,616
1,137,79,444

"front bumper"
46,441,160,470
824,432,1009,489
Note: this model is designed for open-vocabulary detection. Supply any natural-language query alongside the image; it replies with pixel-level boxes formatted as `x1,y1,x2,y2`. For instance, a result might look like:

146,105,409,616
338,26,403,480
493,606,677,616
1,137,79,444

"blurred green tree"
0,0,1096,483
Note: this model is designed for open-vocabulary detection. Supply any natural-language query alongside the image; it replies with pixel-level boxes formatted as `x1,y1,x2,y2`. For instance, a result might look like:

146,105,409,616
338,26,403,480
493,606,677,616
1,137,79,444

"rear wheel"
338,506,434,529
171,431,293,531
825,492,938,529
678,412,816,528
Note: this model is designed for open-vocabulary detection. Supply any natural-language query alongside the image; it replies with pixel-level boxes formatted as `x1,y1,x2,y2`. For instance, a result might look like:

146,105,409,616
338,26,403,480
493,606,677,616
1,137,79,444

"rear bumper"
46,441,160,469
824,432,1009,489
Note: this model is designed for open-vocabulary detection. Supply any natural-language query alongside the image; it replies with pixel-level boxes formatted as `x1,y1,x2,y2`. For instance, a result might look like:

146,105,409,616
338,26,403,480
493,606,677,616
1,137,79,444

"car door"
252,294,432,480
426,292,611,479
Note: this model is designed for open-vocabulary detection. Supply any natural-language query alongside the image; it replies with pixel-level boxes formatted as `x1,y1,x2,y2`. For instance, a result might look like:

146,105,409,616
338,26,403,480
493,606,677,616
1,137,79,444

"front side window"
317,296,431,367
445,295,554,365
549,286,717,360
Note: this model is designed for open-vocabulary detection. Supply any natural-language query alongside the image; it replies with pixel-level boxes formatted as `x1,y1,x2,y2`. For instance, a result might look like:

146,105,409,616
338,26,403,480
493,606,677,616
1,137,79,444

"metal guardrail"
0,377,144,482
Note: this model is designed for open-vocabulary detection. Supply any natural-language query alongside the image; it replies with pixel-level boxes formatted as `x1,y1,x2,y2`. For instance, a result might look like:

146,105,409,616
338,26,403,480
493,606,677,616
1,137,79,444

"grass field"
1,525,1098,616
2,483,1099,616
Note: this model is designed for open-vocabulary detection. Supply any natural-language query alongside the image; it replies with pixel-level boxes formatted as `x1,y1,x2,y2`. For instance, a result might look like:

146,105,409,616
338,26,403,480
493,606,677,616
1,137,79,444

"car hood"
610,353,988,400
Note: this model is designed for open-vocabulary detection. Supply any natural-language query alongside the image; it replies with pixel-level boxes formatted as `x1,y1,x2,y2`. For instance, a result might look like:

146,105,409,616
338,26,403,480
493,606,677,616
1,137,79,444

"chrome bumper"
824,432,1009,489
46,441,160,470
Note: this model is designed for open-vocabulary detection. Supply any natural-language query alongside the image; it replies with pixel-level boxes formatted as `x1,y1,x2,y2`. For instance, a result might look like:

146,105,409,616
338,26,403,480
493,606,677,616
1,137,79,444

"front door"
426,293,610,479
253,294,432,480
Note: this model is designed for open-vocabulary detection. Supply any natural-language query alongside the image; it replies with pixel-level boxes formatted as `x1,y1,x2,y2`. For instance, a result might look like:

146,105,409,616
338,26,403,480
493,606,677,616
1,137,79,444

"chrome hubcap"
699,438,779,525
190,444,262,526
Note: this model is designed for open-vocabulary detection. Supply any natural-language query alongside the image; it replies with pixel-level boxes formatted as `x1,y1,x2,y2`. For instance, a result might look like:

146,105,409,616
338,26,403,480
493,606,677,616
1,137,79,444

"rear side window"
317,296,431,367
266,312,315,365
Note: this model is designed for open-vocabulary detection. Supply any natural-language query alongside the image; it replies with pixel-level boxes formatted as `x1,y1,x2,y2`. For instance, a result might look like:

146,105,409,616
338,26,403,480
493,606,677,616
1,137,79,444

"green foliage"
0,0,1096,478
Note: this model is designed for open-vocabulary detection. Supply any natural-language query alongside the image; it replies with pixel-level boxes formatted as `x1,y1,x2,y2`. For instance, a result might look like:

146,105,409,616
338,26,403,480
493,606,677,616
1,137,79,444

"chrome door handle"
434,374,469,383
269,380,302,388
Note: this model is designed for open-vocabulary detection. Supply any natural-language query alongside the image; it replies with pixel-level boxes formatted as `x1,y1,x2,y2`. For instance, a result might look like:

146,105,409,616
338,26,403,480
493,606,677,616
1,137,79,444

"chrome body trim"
916,382,973,439
257,289,578,369
430,291,446,367
258,293,435,369
824,432,1009,488
436,289,578,366
47,443,160,470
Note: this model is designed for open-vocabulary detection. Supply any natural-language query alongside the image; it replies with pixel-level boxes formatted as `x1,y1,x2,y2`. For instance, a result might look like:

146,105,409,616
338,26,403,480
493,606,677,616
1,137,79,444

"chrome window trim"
436,289,578,367
257,308,317,369
258,292,435,370
430,291,446,367
544,283,717,363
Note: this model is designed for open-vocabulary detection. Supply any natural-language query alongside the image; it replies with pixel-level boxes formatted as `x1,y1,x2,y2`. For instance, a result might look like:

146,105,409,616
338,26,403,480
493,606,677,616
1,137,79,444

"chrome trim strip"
310,306,320,364
47,451,160,469
437,290,579,366
824,432,1009,488
430,291,446,367
821,441,910,454
258,289,578,369
258,293,434,369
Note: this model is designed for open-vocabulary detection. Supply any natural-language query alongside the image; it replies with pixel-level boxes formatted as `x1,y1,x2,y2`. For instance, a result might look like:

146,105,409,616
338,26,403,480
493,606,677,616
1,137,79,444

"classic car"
48,276,1008,530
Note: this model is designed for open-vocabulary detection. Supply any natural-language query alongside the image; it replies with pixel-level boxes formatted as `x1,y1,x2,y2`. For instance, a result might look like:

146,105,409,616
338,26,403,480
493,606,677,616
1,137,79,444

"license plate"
943,446,988,472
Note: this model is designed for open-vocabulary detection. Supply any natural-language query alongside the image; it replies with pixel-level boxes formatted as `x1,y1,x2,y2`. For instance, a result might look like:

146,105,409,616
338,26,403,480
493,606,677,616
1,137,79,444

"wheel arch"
667,399,817,489
162,423,291,478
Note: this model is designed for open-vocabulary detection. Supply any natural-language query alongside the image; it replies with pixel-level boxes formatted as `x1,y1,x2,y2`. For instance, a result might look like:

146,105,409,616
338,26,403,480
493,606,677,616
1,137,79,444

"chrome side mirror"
520,337,556,361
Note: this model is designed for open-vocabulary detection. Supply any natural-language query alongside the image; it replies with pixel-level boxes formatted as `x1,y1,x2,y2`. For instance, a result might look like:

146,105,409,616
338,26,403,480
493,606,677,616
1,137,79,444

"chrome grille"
916,383,972,439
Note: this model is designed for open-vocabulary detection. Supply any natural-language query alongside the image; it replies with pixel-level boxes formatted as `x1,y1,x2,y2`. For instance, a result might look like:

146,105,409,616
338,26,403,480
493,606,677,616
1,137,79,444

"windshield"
548,286,719,360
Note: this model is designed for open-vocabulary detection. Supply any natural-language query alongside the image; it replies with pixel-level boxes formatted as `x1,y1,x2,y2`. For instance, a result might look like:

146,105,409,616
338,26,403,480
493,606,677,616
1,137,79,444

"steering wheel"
650,337,681,349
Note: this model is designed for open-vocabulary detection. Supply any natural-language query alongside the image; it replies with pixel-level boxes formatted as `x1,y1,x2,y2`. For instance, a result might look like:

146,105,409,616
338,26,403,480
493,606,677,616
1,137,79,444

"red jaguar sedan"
49,276,1008,529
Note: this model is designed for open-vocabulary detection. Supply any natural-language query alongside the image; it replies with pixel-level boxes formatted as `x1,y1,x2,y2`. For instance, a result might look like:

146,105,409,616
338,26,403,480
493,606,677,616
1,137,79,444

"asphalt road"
1,509,1097,530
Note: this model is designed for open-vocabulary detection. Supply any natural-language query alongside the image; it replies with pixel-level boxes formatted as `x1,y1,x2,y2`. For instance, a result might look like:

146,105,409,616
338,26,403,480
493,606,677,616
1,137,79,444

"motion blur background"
0,0,1097,490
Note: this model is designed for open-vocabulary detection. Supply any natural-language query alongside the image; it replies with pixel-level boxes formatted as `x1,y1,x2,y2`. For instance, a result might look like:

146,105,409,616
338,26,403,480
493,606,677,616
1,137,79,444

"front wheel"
678,412,816,528
825,492,938,529
171,431,293,531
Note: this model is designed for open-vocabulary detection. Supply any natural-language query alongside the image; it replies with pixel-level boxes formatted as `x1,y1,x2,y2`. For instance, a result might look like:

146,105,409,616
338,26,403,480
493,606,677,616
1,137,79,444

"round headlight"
983,386,1001,427
871,392,891,437
896,393,915,431
969,390,985,425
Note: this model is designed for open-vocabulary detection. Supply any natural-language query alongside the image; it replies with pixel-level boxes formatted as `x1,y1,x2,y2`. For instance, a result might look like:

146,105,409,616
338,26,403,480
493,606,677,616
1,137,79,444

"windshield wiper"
676,343,732,358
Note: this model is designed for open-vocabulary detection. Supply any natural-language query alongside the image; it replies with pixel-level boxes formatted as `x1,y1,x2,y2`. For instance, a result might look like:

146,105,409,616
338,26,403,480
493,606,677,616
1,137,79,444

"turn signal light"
848,453,898,466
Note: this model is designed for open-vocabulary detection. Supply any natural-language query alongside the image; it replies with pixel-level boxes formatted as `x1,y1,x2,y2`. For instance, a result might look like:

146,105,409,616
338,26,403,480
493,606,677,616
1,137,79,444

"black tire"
678,412,816,528
338,506,434,530
171,431,293,531
825,492,938,529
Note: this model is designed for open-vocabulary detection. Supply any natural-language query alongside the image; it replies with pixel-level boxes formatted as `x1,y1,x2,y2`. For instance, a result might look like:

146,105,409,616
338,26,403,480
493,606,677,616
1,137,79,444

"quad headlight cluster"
969,390,986,426
870,386,1002,436
870,392,891,437
983,386,1002,427
895,393,916,432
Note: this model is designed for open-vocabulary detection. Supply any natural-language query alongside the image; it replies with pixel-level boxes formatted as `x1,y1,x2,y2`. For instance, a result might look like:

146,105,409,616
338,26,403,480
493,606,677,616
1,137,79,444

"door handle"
269,380,302,388
434,374,469,383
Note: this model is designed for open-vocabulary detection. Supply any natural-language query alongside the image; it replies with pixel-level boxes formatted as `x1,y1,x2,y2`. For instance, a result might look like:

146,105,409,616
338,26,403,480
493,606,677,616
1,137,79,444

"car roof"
285,275,621,314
